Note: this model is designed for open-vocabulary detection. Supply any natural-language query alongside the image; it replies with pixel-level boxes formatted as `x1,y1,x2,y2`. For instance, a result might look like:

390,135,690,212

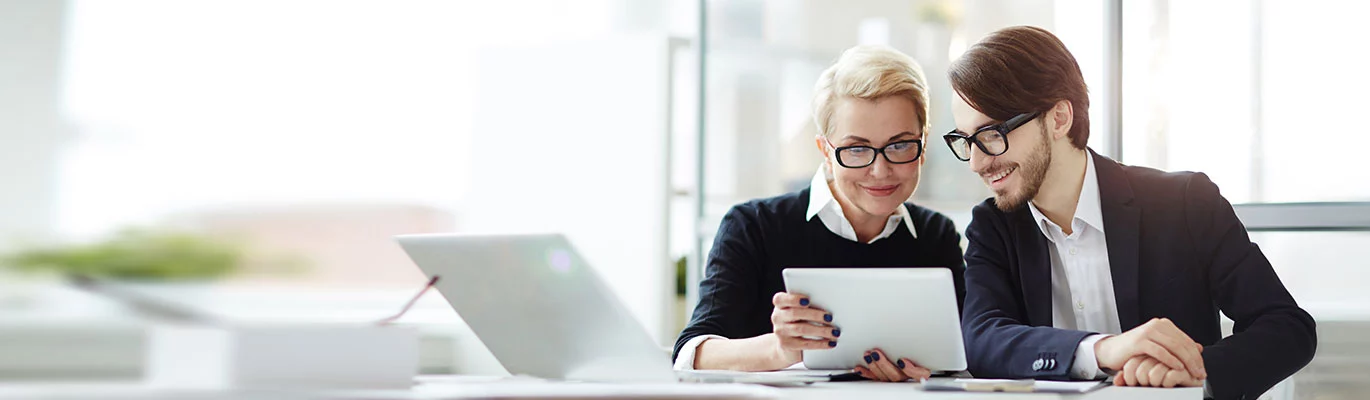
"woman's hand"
769,292,840,366
854,348,932,382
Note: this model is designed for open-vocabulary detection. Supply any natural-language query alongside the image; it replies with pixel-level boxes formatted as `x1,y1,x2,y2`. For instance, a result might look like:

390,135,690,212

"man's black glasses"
942,111,1040,161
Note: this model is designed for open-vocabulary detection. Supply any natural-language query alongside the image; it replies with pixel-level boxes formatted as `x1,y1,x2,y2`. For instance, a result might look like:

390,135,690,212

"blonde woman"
673,45,965,382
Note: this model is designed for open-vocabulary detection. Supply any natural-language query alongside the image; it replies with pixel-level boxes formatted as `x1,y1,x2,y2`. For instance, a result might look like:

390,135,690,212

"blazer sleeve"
961,203,1093,379
672,204,766,361
1185,173,1317,400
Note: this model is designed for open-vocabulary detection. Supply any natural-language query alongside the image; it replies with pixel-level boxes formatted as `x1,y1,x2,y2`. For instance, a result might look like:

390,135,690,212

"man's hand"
769,292,839,366
1095,318,1206,380
1113,354,1205,388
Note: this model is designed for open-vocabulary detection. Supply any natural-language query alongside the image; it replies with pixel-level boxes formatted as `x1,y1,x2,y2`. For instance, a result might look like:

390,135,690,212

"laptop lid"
395,233,674,382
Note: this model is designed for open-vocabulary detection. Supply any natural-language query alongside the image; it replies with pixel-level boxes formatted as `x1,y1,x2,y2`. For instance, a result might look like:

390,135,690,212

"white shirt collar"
804,165,917,243
1028,153,1105,240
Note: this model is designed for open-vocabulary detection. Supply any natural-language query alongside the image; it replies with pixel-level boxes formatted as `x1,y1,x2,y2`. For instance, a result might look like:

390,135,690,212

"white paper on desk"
924,378,1108,393
676,369,848,385
1030,380,1110,392
686,369,851,378
422,382,778,399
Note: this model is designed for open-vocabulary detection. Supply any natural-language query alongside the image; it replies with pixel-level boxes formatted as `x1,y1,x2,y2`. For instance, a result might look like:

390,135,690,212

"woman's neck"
829,181,891,243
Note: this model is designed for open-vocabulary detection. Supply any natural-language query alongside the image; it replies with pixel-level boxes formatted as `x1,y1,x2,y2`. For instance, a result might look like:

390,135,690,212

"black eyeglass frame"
942,111,1041,162
823,136,926,169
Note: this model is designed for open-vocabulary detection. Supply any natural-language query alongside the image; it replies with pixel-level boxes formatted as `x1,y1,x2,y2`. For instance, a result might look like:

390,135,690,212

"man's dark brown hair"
948,26,1090,149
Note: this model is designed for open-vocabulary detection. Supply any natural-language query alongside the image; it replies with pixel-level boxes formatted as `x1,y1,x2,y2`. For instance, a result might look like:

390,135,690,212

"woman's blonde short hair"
812,45,930,138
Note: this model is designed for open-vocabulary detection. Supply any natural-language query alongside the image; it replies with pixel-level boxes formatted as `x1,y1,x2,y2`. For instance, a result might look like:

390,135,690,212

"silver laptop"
395,233,838,384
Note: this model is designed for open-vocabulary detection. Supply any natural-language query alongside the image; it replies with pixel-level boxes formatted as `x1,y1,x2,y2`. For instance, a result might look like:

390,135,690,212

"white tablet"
782,268,966,372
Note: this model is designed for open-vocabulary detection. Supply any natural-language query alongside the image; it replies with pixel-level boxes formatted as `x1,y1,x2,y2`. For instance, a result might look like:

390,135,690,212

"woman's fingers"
769,292,831,330
855,350,931,383
868,349,908,382
862,352,893,382
777,307,832,325
899,358,932,381
854,366,876,380
775,321,838,342
771,292,809,308
776,333,835,351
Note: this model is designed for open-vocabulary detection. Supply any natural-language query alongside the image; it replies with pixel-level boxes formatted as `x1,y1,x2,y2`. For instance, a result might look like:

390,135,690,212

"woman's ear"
814,135,828,155
815,135,835,171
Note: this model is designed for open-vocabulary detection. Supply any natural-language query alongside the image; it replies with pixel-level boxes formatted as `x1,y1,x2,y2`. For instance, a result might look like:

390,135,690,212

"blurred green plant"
2,229,243,281
916,0,958,25
676,255,688,296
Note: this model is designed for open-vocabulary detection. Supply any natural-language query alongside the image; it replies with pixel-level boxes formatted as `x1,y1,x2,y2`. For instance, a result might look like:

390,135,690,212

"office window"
680,0,1113,316
4,0,680,356
1118,3,1368,398
1119,0,1370,203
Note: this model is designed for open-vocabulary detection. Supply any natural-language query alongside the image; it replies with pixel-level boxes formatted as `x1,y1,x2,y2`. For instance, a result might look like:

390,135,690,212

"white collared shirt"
804,165,917,243
1027,154,1122,379
673,165,918,370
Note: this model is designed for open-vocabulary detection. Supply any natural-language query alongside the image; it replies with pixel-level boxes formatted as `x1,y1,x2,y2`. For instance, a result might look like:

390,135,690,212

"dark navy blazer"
960,150,1316,400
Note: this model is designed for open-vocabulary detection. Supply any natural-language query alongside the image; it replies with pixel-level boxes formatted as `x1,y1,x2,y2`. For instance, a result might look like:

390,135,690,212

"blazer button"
1032,359,1044,371
1048,359,1056,369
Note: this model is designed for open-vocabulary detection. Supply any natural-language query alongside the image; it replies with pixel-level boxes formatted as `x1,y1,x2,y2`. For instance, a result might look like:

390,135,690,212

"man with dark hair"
944,26,1315,399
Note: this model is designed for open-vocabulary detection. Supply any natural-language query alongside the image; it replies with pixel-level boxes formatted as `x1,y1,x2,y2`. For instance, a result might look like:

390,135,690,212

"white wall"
0,0,69,250
466,36,673,344
16,0,676,339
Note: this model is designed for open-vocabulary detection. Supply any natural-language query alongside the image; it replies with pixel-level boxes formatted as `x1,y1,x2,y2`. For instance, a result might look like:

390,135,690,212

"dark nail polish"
799,298,809,306
897,360,906,369
828,341,837,347
832,329,841,337
824,314,833,322
871,353,880,362
864,355,872,363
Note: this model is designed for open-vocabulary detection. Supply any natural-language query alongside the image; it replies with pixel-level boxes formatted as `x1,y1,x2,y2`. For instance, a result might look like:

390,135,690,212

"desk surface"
0,376,1203,400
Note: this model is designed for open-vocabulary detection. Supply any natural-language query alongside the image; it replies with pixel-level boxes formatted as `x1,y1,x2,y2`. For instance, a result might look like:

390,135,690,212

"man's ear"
1049,100,1074,140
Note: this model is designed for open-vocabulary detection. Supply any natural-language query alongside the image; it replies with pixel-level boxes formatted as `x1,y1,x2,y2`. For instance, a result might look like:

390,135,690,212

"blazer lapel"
1093,150,1142,330
1013,207,1054,326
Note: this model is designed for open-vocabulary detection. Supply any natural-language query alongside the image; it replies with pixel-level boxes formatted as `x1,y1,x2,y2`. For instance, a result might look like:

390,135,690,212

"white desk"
780,381,1199,400
0,376,1203,400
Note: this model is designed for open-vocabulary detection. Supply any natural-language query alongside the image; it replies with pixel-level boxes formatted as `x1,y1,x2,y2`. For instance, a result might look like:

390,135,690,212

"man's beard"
993,127,1052,212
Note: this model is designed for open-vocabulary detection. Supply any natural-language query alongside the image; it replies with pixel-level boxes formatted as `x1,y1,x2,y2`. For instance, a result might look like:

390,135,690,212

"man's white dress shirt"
1026,154,1121,379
